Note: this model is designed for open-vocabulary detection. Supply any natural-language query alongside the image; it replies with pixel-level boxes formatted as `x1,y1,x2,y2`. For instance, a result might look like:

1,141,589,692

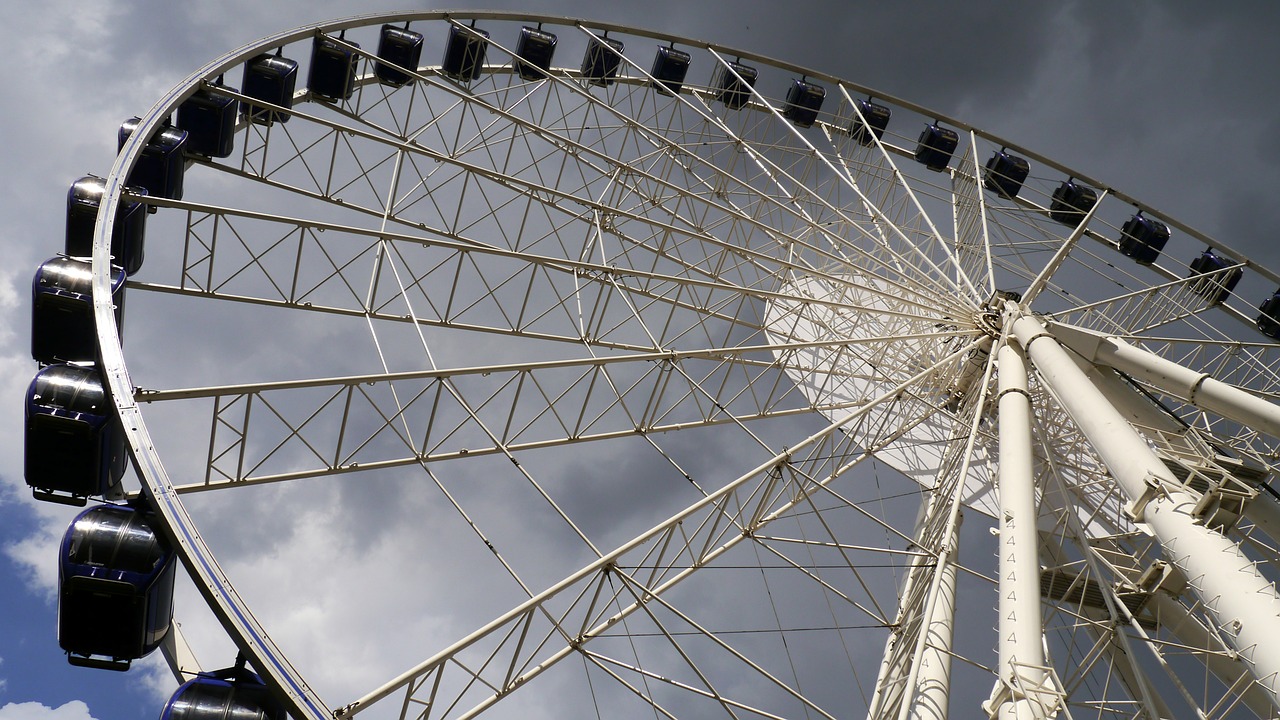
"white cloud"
0,701,99,720
131,653,180,708
0,496,82,602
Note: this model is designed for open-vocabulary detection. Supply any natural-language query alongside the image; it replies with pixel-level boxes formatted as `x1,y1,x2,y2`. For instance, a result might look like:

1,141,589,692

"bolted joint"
1125,471,1172,524
975,309,1003,338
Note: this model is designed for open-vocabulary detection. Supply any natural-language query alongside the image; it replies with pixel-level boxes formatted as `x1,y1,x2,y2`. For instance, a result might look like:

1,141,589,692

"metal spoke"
69,12,1280,720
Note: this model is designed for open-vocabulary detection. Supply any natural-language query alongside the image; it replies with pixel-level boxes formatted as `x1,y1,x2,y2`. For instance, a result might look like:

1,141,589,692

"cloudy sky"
3,2,1279,720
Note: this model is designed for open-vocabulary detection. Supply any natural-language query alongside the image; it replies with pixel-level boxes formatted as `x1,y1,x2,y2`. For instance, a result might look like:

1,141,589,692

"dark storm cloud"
537,422,769,544
476,0,1065,114
773,3,1065,112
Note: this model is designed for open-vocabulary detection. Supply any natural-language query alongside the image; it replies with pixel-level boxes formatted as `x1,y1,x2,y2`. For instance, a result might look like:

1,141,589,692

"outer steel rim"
91,11,1280,719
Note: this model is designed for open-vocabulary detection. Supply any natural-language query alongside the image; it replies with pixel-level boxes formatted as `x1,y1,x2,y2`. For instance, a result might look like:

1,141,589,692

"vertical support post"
909,528,959,720
986,341,1054,719
1010,313,1280,714
867,500,961,720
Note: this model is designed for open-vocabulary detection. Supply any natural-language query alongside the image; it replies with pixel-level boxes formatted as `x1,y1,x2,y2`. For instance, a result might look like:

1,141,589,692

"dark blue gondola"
26,364,126,505
1188,249,1243,304
515,26,557,81
309,33,360,102
783,79,826,129
163,666,286,720
650,46,690,96
241,52,299,125
713,61,757,110
375,24,424,87
177,78,237,159
118,118,188,203
65,175,148,274
442,24,489,82
1258,290,1280,339
1049,179,1098,226
983,150,1030,199
849,99,890,146
31,256,126,366
581,35,624,86
914,123,958,171
59,504,175,669
1118,213,1170,265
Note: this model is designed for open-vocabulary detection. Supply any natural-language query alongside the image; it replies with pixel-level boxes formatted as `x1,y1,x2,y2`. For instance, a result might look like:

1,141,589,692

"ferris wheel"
26,10,1280,720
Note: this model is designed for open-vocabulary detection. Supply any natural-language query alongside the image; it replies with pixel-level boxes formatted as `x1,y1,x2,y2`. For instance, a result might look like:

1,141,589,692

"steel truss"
88,12,1280,720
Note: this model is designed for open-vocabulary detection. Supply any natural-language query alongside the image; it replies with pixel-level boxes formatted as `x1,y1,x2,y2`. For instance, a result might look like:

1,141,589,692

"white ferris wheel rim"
87,11,1280,720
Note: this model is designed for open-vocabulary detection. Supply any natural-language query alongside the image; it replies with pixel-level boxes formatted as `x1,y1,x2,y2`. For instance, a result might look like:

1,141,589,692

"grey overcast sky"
2,3,1279,720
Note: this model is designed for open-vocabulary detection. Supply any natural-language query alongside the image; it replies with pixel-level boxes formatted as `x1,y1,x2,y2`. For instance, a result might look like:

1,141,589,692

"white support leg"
1046,321,1280,439
986,342,1054,719
1011,313,1280,714
909,535,959,720
867,500,961,720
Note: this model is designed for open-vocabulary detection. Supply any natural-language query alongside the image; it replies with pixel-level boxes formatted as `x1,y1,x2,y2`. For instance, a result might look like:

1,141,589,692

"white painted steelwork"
906,538,958,720
76,11,1280,720
1049,320,1280,439
1011,313,1280,714
987,341,1056,720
